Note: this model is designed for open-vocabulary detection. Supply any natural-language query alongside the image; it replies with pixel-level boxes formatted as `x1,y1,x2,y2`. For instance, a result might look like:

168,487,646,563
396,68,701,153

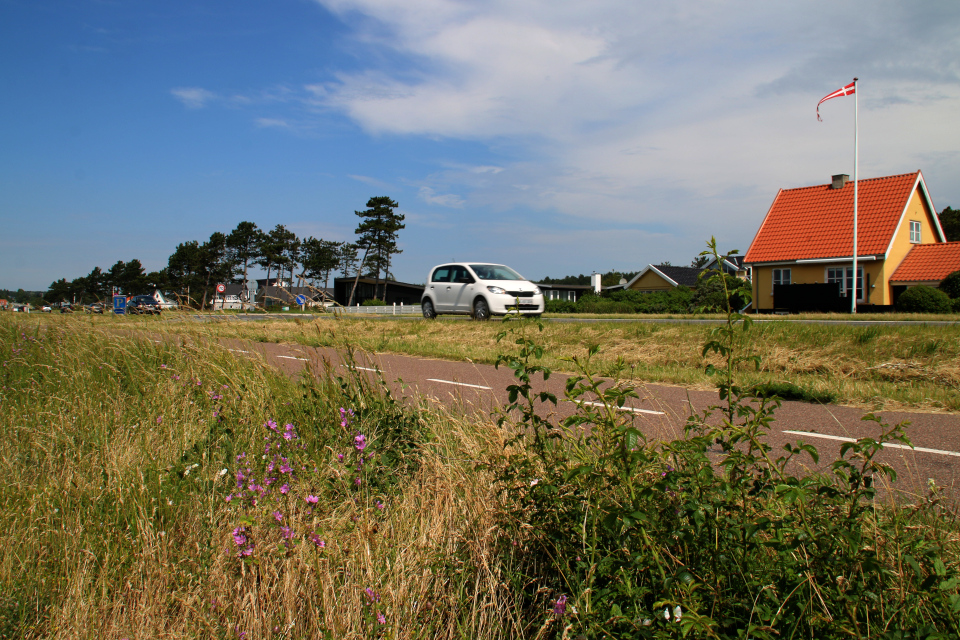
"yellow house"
744,171,946,312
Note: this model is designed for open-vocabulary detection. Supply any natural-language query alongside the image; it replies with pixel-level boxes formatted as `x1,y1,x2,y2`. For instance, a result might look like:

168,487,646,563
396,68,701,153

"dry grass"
0,315,523,639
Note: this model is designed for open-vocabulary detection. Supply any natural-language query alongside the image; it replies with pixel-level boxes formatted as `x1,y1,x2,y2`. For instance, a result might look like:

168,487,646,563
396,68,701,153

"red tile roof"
890,242,960,282
745,172,924,263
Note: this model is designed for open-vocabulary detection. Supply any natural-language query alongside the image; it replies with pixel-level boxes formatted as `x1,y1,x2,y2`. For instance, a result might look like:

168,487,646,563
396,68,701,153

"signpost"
295,294,306,311
216,284,226,311
113,295,126,315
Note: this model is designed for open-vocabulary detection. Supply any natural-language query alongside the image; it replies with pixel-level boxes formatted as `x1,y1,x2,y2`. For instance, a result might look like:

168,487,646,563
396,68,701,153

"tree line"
44,197,404,308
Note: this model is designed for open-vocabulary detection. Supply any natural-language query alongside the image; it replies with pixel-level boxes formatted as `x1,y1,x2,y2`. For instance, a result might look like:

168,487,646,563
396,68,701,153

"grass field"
3,312,960,638
71,310,960,412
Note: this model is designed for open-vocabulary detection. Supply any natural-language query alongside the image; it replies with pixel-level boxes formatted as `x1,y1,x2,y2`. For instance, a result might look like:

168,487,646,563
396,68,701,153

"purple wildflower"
354,433,367,452
553,595,568,618
273,511,283,522
280,484,290,494
305,495,319,504
232,527,247,546
377,612,386,625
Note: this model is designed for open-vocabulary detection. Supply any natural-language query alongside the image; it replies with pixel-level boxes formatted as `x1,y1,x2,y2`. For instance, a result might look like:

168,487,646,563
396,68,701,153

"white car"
421,262,545,320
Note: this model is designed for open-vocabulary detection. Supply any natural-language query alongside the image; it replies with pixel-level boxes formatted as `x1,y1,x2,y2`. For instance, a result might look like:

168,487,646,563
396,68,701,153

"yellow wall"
751,183,941,310
752,260,887,310
627,270,674,292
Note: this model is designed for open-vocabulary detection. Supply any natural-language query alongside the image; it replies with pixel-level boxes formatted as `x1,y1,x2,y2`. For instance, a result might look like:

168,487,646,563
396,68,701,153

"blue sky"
2,0,958,291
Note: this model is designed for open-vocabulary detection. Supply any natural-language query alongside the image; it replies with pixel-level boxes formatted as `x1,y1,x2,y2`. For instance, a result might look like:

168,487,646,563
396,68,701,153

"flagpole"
852,77,858,314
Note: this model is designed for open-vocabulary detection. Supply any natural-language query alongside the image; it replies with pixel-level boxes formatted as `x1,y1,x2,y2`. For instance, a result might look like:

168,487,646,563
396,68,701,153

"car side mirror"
457,276,474,284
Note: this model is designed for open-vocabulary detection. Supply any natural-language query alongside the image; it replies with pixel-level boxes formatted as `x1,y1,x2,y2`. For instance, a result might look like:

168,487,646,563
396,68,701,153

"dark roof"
332,277,425,291
653,265,704,287
535,283,595,290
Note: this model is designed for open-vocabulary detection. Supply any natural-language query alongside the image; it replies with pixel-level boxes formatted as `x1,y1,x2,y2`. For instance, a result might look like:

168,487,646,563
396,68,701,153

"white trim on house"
621,264,679,290
883,171,944,260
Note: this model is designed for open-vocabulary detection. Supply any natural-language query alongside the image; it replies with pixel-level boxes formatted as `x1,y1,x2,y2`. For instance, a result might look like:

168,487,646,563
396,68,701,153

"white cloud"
171,87,217,109
307,0,960,229
348,174,394,189
255,118,291,129
418,186,464,207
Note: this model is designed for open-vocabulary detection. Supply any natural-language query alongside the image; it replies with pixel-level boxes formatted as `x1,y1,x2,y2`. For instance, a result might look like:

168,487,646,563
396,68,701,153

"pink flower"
280,526,294,540
232,527,247,546
354,434,367,452
279,463,292,474
305,495,319,504
376,500,385,510
273,511,283,522
377,613,386,625
156,417,162,424
336,453,344,462
553,595,568,618
309,533,325,548
280,484,290,494
225,494,233,502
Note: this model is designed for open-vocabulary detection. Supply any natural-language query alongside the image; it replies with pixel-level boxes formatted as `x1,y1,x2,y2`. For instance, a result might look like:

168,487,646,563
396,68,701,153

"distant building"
333,277,424,306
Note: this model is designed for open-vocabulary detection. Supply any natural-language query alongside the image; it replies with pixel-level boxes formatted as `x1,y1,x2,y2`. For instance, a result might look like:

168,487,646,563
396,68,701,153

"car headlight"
532,286,542,296
487,286,507,295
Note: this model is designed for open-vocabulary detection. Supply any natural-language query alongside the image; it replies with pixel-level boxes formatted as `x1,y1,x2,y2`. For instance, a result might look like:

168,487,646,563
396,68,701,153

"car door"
428,265,454,311
448,265,475,314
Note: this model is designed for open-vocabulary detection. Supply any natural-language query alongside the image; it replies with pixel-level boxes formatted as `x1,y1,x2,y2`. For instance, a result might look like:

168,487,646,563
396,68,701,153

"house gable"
744,172,922,264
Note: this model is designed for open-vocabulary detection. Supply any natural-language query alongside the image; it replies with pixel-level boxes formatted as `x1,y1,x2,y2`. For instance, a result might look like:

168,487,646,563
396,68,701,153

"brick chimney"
831,174,849,189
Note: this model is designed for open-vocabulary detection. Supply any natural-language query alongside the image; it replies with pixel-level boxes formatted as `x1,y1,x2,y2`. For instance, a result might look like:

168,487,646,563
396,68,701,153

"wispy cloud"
171,87,217,109
418,186,464,208
348,174,393,189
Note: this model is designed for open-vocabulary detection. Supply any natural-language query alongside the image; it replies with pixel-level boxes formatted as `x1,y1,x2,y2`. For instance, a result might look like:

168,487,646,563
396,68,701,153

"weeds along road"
178,329,960,504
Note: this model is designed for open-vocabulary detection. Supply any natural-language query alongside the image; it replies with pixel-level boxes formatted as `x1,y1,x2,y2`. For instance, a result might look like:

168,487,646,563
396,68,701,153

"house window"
826,266,864,301
772,268,791,291
909,220,921,244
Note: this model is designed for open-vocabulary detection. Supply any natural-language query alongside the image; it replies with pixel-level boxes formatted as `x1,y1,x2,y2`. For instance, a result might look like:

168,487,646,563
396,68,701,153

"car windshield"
469,264,524,281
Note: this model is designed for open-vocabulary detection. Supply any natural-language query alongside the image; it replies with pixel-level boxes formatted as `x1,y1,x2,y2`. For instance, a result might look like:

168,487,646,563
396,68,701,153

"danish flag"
817,80,856,121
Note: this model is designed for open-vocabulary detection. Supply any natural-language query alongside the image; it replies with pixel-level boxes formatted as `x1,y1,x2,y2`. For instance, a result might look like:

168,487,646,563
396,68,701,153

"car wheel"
422,299,437,319
473,297,490,320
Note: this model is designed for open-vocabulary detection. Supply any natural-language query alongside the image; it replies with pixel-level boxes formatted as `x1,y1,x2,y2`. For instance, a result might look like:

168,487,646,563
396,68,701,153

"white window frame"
772,268,791,293
909,220,921,244
826,266,865,302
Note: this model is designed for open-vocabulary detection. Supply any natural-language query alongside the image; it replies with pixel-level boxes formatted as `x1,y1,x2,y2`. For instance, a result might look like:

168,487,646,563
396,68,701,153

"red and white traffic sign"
216,284,226,293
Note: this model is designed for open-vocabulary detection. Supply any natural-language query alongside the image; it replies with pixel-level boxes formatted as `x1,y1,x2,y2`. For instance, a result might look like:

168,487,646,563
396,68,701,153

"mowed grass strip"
25,312,960,411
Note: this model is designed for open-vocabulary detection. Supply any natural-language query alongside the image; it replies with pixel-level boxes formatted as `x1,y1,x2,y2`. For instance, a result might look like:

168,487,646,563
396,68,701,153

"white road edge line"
345,366,378,372
782,430,960,458
226,349,251,354
427,379,492,390
575,400,665,416
276,355,309,361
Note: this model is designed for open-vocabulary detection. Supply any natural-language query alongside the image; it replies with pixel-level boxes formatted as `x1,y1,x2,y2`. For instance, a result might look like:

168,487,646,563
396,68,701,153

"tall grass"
0,316,515,639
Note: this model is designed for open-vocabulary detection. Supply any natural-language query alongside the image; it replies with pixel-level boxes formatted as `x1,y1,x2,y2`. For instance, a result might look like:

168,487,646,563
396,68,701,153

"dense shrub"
896,285,952,313
544,299,577,313
547,288,693,314
689,272,750,312
361,298,386,306
940,270,960,300
491,239,960,638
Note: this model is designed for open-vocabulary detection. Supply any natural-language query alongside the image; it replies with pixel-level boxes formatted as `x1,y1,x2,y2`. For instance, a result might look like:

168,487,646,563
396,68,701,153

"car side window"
431,266,452,283
452,266,471,283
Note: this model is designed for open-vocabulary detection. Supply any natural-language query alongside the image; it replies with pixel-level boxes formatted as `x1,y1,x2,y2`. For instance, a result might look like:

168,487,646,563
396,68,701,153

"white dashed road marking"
227,348,252,354
277,355,309,361
427,379,493,390
575,400,666,416
782,430,960,458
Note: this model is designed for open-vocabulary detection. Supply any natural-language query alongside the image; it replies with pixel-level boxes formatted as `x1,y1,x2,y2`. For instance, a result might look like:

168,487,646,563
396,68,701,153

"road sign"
216,283,226,293
295,294,306,305
113,295,126,315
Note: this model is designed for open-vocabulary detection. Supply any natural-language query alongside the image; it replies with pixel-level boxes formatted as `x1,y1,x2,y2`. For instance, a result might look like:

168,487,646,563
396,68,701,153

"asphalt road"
213,336,960,503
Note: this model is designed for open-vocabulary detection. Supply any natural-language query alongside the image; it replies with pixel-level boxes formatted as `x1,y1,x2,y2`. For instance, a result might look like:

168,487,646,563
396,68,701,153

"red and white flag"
817,80,856,121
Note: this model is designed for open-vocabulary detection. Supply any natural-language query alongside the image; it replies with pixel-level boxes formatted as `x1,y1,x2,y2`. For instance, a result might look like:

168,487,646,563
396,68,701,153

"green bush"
940,270,960,300
545,299,577,313
896,285,952,313
490,239,960,638
361,298,386,306
689,272,750,312
953,297,960,313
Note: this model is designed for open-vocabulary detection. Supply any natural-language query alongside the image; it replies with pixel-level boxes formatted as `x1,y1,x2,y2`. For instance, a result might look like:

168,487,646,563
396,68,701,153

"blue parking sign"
113,295,126,315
